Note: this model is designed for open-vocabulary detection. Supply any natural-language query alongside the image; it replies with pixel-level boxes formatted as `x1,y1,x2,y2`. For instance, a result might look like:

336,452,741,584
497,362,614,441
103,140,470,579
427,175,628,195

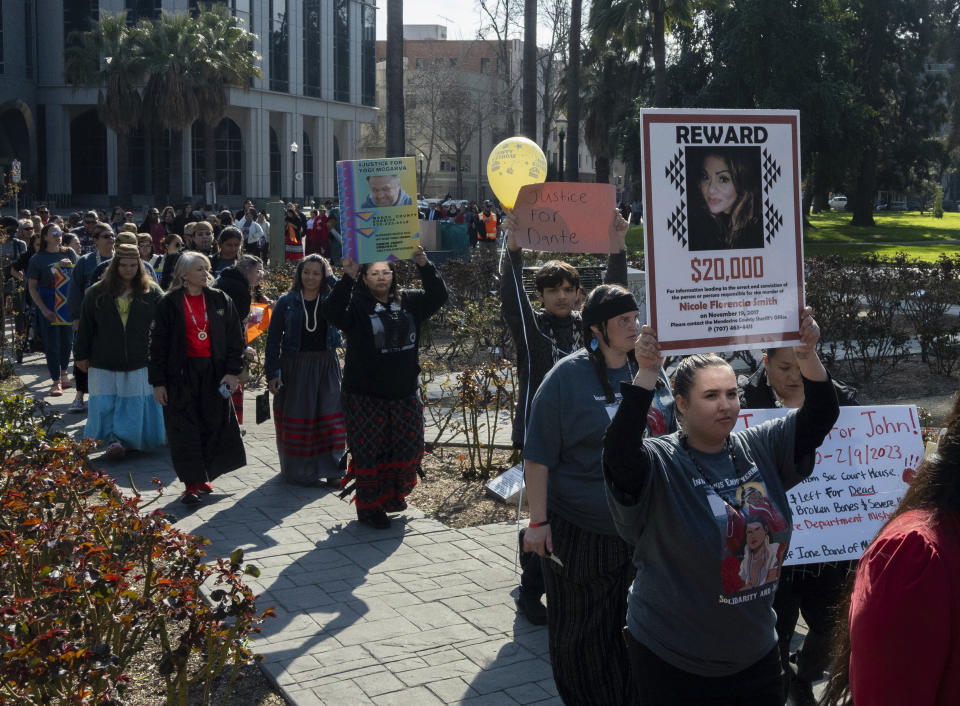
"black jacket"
148,287,244,388
738,363,859,409
214,267,252,322
74,281,164,371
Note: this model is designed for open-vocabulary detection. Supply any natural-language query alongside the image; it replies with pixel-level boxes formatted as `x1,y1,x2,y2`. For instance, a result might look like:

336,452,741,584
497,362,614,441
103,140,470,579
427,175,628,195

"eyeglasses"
20,226,34,232
38,209,49,214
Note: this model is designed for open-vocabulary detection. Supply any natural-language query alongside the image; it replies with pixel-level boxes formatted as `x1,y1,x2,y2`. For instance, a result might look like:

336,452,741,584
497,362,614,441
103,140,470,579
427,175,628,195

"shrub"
0,396,274,704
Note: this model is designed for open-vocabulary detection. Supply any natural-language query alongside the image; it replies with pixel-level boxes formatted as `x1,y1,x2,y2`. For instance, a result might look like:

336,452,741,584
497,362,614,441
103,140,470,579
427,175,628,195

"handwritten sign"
512,183,616,253
337,157,420,264
734,405,924,565
641,109,804,354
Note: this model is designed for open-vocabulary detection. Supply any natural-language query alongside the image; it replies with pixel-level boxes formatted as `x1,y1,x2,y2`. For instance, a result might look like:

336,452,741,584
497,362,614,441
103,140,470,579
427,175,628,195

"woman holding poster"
323,247,447,529
602,309,839,704
822,395,960,706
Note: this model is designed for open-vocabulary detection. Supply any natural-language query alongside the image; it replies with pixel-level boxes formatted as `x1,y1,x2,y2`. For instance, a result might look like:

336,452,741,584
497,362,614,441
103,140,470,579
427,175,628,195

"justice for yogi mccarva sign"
640,109,804,355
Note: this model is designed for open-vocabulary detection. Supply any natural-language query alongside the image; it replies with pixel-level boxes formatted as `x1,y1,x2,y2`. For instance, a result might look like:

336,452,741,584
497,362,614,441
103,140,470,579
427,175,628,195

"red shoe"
60,375,73,390
197,482,214,495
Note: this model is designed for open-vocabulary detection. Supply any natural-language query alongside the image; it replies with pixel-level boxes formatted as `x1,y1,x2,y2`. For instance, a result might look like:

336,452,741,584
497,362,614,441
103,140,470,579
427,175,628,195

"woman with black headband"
522,284,673,706
603,310,839,704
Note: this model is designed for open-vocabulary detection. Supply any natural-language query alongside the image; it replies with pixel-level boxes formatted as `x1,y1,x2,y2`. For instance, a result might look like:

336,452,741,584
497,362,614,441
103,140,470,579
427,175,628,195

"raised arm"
412,247,448,319
321,257,358,332
603,209,629,286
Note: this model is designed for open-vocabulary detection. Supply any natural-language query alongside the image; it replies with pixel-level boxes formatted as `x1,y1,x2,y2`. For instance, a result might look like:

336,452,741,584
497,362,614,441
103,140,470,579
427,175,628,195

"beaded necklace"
183,291,209,341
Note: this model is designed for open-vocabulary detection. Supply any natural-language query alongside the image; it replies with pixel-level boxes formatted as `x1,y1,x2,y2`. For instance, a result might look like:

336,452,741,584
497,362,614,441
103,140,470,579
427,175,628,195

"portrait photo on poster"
686,146,763,252
360,172,414,209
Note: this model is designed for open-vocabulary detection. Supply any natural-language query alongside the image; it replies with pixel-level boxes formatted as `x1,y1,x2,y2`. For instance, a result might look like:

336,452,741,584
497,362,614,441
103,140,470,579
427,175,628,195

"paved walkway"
18,351,555,705
19,347,825,705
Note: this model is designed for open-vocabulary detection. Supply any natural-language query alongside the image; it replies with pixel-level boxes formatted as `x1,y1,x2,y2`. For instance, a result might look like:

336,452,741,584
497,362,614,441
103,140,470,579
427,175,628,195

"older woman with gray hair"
149,251,246,505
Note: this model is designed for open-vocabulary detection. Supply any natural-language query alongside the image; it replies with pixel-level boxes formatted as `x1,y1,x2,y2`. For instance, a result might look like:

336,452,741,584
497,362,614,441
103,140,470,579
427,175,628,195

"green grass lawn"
624,212,960,261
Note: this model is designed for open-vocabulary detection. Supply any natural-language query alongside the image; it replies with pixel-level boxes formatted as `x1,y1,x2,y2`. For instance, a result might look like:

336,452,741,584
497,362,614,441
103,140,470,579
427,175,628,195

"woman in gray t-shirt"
603,308,839,705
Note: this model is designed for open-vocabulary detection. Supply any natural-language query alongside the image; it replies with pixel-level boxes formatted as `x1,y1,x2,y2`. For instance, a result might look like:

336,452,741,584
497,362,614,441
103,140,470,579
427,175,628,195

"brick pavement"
18,351,556,705
19,347,824,705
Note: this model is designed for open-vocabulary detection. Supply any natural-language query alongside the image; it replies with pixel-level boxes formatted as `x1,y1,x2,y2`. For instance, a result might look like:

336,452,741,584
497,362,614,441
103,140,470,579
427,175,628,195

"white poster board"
641,109,804,354
734,405,925,565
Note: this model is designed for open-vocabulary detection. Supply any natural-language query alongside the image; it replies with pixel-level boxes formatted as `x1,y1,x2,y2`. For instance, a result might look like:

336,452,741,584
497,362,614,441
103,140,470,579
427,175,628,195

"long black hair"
580,284,638,404
822,390,960,705
291,254,330,293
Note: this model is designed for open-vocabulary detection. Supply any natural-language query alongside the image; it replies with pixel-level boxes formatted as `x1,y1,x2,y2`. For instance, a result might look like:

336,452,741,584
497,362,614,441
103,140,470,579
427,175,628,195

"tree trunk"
385,0,405,157
565,0,582,182
169,129,184,201
851,149,877,227
595,156,610,184
117,133,132,208
653,1,667,108
522,0,538,142
204,121,217,203
456,148,464,197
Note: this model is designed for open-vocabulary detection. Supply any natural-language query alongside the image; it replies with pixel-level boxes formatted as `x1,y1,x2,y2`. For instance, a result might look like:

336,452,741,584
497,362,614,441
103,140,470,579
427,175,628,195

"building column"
247,107,269,202
45,105,70,197
321,1,334,101
181,123,193,199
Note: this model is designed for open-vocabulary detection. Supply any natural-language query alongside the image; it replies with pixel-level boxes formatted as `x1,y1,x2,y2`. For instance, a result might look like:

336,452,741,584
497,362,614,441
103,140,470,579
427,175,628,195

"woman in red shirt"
822,395,960,706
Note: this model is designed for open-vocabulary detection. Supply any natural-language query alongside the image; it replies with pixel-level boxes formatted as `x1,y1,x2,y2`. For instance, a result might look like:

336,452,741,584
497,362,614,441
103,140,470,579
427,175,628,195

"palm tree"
385,0,405,157
522,0,538,141
64,11,145,207
589,0,704,108
565,0,582,181
137,11,201,202
583,45,640,183
192,4,261,197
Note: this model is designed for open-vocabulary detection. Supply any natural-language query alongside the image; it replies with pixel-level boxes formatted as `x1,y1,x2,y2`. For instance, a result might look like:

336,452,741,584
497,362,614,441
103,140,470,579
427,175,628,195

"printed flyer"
640,109,804,354
337,157,420,263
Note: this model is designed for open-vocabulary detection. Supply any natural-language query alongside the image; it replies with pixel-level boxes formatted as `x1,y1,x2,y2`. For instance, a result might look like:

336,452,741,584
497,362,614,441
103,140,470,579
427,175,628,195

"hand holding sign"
633,325,664,390
512,183,618,253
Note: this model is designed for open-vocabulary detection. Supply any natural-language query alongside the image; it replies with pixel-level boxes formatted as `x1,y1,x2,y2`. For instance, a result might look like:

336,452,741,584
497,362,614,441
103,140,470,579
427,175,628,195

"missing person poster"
337,157,420,263
640,109,804,354
734,406,924,566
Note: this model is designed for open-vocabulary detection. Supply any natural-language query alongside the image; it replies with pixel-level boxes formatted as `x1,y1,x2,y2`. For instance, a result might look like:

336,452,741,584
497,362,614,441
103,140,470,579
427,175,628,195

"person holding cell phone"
149,251,246,505
521,284,657,706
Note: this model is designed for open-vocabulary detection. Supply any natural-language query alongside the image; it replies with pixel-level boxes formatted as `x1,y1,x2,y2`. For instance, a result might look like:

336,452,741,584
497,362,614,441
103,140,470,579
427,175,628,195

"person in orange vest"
477,200,500,247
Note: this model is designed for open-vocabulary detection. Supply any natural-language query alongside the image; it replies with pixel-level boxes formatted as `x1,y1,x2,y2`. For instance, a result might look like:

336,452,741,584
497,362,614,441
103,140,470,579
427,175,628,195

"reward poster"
641,109,804,354
337,157,420,264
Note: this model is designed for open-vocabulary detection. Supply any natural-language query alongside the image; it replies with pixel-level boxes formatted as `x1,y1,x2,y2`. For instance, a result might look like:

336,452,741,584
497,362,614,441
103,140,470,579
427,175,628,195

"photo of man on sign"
360,174,414,208
686,146,764,251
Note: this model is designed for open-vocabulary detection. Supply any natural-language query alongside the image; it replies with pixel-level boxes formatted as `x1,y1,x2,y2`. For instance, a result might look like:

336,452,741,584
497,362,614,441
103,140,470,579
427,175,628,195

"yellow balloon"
486,136,548,209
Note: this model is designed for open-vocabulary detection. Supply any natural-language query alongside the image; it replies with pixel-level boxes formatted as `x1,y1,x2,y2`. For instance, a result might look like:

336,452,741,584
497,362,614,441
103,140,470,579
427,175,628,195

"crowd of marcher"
2,197,958,705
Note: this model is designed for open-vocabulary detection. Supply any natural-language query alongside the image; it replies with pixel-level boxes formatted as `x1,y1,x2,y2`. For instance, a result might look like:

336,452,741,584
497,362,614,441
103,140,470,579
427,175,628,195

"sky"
375,0,487,41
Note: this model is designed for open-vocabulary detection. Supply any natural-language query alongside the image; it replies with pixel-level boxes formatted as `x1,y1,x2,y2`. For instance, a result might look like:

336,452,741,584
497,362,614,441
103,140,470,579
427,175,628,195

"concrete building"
0,0,377,210
363,24,615,204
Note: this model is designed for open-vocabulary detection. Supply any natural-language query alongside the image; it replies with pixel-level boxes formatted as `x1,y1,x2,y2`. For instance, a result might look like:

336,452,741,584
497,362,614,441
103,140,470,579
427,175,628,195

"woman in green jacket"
74,243,165,460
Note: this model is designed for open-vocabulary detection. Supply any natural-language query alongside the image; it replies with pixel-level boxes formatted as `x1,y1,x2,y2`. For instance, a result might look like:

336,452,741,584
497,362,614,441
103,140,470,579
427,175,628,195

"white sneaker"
68,398,86,413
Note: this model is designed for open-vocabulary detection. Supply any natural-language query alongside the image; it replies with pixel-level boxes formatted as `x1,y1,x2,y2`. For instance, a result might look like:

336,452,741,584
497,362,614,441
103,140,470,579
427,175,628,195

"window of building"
191,119,243,197
361,4,376,106
270,127,281,196
302,132,314,197
0,2,5,75
230,0,251,31
71,110,107,195
269,0,289,92
449,58,457,67
303,0,322,97
125,0,161,24
480,57,490,74
439,155,471,172
415,58,424,69
64,0,99,49
333,0,350,102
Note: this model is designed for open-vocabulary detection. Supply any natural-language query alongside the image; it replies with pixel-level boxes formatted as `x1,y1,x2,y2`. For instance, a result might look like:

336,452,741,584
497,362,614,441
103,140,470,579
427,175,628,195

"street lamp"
289,141,299,203
418,152,425,197
558,129,566,181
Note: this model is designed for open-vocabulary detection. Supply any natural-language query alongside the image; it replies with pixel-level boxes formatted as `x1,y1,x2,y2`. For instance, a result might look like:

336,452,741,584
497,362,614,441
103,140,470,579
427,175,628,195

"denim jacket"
264,278,342,381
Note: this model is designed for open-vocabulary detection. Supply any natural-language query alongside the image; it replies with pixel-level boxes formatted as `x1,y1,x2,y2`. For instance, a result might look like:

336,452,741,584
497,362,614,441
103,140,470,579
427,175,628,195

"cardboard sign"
337,157,420,264
733,405,924,565
512,183,617,253
641,109,804,354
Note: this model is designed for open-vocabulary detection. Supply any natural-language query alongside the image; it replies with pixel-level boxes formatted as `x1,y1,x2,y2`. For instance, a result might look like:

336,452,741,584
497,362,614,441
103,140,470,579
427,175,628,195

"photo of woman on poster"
687,147,764,251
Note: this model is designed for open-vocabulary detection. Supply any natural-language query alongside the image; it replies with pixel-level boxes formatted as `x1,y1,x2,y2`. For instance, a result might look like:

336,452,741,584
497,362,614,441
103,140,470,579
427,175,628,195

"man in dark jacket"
738,347,859,706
